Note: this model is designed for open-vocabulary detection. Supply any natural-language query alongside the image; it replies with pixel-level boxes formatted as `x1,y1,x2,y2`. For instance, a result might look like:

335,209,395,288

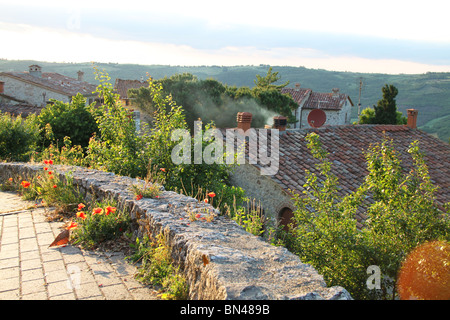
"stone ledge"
0,162,352,300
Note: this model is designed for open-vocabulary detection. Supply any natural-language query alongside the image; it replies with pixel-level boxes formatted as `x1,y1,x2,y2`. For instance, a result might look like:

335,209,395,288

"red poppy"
136,194,143,201
44,160,49,165
48,160,53,165
66,221,78,230
48,171,52,175
92,208,103,215
207,192,216,198
195,213,201,219
44,167,48,171
76,211,87,220
204,199,208,203
160,168,166,172
105,206,116,215
52,185,57,189
78,203,86,211
21,181,31,188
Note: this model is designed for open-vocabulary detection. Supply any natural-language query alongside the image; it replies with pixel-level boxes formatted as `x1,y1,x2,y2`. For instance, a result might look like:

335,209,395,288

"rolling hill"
1,59,449,142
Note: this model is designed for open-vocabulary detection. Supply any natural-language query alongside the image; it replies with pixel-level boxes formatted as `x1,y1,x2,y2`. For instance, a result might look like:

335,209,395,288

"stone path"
0,191,159,300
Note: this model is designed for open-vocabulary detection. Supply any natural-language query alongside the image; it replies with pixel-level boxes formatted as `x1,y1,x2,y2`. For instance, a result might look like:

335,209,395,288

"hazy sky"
1,0,450,74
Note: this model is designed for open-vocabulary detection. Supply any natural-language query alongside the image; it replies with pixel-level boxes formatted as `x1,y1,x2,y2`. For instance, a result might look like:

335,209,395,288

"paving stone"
0,191,160,300
21,279,47,295
21,258,42,271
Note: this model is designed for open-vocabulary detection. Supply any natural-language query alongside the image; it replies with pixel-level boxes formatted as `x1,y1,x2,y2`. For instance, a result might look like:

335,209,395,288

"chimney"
77,70,84,82
295,83,301,91
332,88,340,97
273,116,287,132
236,112,252,132
407,109,418,129
29,65,42,78
0,81,4,94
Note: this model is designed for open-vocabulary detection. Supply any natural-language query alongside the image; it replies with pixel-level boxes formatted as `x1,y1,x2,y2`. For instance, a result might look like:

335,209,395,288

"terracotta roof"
0,103,43,117
114,79,147,99
281,87,311,104
0,71,97,97
281,87,353,111
243,125,450,228
302,91,353,110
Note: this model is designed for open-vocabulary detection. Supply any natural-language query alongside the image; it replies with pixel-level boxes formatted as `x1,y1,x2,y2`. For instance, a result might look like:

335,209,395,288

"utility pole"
358,77,363,116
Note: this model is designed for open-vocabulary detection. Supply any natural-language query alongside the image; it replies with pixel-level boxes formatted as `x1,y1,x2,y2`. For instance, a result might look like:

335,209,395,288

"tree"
254,67,289,90
252,67,297,124
287,132,449,300
373,84,398,124
358,84,407,125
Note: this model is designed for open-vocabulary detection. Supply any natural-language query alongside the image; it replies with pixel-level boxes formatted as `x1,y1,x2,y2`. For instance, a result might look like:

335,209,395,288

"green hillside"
1,59,449,142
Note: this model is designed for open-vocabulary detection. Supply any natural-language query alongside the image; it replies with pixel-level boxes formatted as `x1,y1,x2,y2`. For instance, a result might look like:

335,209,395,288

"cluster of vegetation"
278,132,449,300
358,84,407,125
128,231,189,300
128,67,298,131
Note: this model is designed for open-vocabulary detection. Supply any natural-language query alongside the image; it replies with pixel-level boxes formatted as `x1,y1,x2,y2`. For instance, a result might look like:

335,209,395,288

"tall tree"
373,84,399,124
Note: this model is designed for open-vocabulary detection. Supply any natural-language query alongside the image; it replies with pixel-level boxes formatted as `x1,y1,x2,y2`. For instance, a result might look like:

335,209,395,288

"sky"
1,0,450,74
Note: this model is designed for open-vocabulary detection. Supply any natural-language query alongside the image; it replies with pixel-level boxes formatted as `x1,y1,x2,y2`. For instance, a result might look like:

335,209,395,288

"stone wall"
0,162,352,300
229,163,295,228
0,76,70,107
299,101,352,129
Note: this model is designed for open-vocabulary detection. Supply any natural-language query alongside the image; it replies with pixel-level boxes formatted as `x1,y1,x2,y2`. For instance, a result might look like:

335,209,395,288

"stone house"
282,84,354,129
229,111,450,231
0,65,98,109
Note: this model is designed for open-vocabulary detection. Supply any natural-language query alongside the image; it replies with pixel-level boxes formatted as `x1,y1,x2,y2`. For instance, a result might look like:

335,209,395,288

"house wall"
0,76,70,107
229,163,295,228
298,99,352,129
0,76,96,107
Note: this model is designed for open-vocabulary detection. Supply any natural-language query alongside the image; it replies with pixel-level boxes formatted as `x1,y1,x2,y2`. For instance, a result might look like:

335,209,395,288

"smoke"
189,93,278,129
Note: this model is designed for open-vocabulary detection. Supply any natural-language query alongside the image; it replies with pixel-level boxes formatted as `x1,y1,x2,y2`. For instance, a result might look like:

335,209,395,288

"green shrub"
130,232,188,300
37,93,98,149
84,68,148,177
0,112,40,161
287,132,450,300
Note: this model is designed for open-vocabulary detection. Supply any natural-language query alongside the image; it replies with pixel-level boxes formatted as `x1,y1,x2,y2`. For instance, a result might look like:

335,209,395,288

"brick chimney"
295,83,301,91
29,65,42,78
272,116,287,132
332,88,340,97
0,81,4,94
237,112,252,132
77,70,84,82
407,109,418,129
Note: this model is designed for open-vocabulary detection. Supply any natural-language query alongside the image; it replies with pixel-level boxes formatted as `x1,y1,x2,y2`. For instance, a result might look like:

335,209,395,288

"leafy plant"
36,93,98,149
71,198,131,249
84,67,148,178
130,232,188,300
232,199,266,236
0,112,40,161
287,132,449,300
